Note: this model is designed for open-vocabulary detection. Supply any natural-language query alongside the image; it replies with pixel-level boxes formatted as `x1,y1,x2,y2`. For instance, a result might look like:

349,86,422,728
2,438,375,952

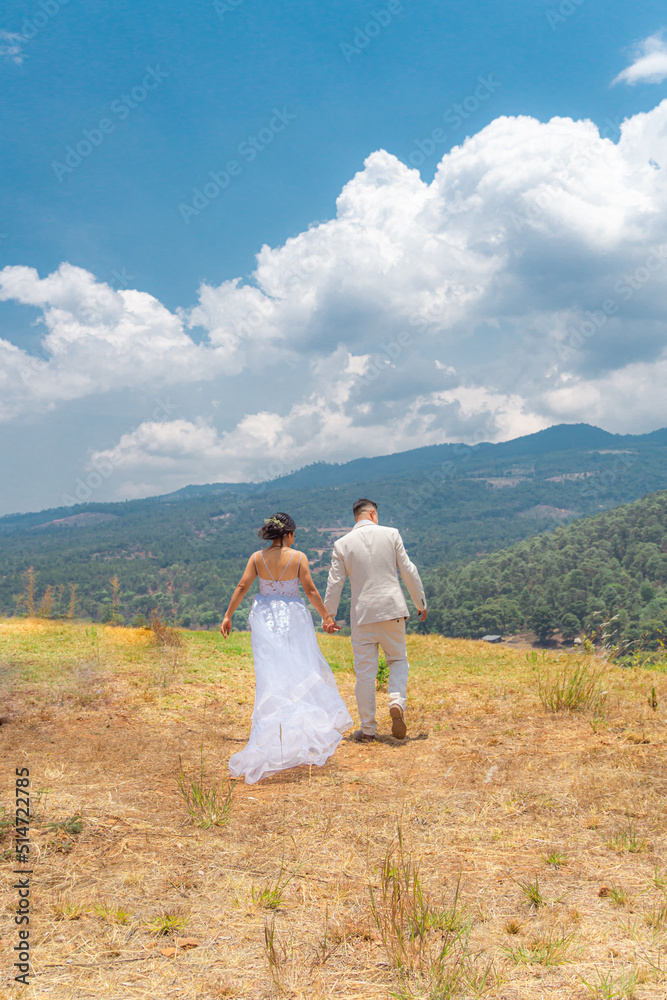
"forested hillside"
422,491,667,646
1,423,666,632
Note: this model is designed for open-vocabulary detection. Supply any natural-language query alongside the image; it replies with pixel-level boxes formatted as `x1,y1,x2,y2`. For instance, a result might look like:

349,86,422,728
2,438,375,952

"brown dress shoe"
389,705,407,740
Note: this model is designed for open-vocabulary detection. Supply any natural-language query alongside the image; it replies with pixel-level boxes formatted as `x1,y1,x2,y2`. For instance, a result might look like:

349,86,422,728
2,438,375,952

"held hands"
322,615,341,634
418,607,428,622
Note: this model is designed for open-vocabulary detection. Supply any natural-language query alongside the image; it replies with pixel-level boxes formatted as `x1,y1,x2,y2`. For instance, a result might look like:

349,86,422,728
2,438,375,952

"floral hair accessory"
264,515,285,529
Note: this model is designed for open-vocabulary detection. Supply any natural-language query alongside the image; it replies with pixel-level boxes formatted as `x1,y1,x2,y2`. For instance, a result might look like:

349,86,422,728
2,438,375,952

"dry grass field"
1,617,666,1000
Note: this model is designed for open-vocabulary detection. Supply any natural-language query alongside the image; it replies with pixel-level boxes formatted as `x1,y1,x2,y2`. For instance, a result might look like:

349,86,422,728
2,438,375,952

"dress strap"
260,551,276,582
276,550,296,582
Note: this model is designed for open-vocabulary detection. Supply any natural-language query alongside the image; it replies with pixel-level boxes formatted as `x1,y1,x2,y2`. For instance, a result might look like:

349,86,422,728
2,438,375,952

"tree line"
418,492,667,648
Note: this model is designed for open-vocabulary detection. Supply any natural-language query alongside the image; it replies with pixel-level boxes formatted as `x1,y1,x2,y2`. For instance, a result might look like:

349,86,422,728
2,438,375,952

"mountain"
158,422,667,498
1,422,666,630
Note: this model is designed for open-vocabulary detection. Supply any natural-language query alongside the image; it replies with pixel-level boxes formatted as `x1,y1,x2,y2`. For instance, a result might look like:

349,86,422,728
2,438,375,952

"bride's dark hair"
257,512,296,544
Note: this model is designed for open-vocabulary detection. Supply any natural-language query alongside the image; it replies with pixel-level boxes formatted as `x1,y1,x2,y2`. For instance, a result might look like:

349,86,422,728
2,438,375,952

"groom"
323,499,427,742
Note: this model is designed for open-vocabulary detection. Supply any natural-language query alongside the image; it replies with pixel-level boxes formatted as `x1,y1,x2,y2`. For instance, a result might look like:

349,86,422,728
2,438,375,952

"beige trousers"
350,618,409,735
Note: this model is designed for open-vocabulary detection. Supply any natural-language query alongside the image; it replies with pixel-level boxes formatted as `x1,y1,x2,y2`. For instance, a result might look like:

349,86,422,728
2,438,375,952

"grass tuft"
579,967,638,998
263,918,295,991
533,656,607,713
543,850,568,868
504,930,574,966
369,823,493,998
47,812,83,836
252,858,302,911
145,908,189,936
177,747,236,829
150,610,182,647
600,884,628,907
644,902,667,929
51,898,85,921
515,876,545,908
606,812,648,854
93,902,132,925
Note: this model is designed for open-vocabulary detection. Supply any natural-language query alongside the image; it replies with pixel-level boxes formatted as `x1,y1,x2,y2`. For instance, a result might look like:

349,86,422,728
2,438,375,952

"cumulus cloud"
3,99,667,498
612,32,667,86
0,30,25,66
546,356,667,428
0,263,214,420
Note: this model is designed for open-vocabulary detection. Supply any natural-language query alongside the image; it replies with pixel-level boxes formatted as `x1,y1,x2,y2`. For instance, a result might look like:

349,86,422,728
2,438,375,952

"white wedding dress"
228,552,352,784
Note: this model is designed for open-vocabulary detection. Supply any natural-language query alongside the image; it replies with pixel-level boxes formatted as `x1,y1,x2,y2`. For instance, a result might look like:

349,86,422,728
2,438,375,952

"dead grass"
0,619,666,998
532,654,608,714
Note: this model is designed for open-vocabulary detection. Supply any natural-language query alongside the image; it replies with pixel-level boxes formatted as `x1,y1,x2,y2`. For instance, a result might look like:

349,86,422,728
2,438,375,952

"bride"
220,512,352,783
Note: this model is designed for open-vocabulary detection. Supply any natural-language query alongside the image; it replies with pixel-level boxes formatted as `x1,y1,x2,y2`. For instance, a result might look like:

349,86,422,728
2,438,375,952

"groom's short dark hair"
353,498,377,518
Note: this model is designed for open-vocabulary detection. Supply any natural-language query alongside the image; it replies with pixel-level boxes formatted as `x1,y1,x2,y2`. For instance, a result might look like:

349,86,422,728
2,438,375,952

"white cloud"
0,30,25,66
546,355,667,429
3,99,667,498
612,32,667,86
0,263,214,420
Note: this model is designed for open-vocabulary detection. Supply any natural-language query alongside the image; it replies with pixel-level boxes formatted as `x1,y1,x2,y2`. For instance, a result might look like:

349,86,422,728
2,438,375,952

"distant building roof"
481,634,502,643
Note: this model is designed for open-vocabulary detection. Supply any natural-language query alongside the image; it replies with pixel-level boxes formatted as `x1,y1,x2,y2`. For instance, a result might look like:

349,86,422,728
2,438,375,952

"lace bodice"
256,550,302,599
258,576,300,598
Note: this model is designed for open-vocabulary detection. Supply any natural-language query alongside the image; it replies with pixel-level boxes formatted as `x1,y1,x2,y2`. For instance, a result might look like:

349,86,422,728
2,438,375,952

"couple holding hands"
221,498,427,784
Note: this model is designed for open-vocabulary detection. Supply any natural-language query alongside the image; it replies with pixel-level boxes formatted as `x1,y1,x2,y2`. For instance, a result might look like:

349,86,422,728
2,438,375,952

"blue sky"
1,0,667,514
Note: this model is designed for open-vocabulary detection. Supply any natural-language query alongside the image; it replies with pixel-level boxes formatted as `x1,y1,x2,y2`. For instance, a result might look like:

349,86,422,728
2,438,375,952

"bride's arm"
298,555,339,632
221,555,257,636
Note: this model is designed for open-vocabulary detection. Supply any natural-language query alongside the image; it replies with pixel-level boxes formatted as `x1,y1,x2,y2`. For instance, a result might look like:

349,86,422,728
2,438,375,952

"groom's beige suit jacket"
324,520,427,629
